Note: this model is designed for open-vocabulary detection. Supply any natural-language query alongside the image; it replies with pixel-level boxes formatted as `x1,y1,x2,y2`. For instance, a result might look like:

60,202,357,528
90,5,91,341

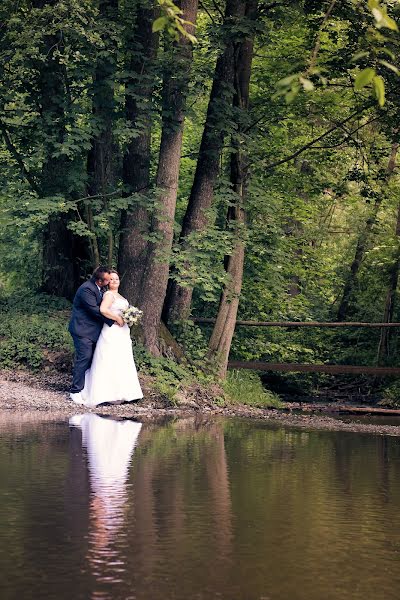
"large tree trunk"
337,143,398,321
87,0,118,267
207,0,257,378
34,0,83,299
137,0,198,354
117,0,159,305
377,199,400,363
164,0,247,323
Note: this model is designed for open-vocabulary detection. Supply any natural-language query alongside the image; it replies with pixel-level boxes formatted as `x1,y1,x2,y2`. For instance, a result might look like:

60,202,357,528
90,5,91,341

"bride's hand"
115,315,124,327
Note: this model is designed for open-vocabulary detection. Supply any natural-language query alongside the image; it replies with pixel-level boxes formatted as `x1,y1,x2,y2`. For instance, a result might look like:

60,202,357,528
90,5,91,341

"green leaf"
350,51,369,63
152,16,168,32
368,0,398,30
373,74,385,106
377,47,395,60
378,59,399,75
285,87,299,103
276,74,299,88
354,67,376,90
299,77,314,92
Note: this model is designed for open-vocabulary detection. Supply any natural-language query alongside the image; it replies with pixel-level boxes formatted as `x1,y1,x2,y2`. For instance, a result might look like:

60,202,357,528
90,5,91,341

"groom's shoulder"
81,279,94,289
76,279,95,296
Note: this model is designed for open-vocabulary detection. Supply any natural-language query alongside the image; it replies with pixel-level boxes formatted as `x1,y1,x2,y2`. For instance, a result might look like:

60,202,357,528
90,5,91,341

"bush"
379,380,400,408
0,293,73,370
0,339,43,369
132,341,216,403
222,369,283,408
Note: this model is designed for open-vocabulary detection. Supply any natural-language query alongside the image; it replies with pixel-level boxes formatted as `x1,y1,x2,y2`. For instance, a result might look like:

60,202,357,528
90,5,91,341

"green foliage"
154,0,197,43
222,370,283,409
130,341,216,403
0,293,72,370
274,0,399,106
380,380,400,407
169,320,210,362
0,340,43,370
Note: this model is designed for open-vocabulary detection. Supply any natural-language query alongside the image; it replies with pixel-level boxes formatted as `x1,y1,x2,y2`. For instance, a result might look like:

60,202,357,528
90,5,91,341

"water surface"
0,413,399,599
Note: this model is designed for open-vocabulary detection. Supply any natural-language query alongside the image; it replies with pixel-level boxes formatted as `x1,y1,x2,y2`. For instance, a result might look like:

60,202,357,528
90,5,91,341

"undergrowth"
0,293,72,369
222,370,283,409
379,380,400,408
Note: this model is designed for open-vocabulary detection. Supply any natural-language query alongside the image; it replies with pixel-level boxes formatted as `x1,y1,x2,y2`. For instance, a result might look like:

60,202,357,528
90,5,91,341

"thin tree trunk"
377,199,400,363
207,0,257,378
337,142,398,321
164,0,246,323
117,0,159,304
85,204,101,266
138,0,198,354
87,0,118,267
207,203,246,376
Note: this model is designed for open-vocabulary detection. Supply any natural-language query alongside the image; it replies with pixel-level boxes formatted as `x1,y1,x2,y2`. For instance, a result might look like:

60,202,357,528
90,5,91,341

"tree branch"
199,0,217,23
0,121,39,194
211,0,224,20
313,116,379,149
74,184,151,204
262,105,376,171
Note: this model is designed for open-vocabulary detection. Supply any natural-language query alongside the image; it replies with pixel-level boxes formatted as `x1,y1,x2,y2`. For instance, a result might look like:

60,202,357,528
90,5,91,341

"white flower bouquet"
121,305,143,327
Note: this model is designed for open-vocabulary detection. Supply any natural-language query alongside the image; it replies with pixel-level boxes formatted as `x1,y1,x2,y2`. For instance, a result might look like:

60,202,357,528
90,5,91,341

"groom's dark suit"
69,278,114,393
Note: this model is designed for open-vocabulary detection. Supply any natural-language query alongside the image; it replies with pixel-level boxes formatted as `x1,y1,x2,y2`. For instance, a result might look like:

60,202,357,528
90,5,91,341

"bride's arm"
100,292,124,325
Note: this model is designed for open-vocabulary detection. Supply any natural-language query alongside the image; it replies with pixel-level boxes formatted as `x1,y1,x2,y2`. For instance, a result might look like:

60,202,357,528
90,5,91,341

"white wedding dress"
80,295,143,407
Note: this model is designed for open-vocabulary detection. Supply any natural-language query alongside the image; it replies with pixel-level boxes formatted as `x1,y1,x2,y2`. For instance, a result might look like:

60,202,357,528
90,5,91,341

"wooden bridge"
193,319,400,376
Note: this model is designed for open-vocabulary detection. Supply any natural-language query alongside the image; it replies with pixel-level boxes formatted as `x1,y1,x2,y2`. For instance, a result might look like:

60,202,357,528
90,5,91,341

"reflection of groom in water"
68,266,124,403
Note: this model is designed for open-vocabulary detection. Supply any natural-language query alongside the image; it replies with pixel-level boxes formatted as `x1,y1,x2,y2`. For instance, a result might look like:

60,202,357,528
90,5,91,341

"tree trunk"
377,199,400,363
207,0,257,378
33,0,82,299
137,0,199,354
207,203,246,377
337,142,398,321
87,0,118,267
164,0,247,323
117,0,159,305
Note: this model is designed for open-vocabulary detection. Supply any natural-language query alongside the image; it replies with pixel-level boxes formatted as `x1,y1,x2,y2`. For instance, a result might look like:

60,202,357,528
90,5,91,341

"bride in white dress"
78,270,143,407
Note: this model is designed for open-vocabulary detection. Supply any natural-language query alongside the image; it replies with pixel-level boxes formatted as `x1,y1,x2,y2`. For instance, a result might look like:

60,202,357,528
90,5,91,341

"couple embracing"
68,266,143,407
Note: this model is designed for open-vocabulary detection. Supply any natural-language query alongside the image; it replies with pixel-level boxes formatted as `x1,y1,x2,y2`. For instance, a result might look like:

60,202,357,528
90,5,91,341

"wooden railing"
192,318,400,376
193,318,400,328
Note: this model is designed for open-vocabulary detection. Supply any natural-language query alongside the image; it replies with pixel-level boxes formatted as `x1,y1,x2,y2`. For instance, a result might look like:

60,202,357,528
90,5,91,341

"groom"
68,266,124,403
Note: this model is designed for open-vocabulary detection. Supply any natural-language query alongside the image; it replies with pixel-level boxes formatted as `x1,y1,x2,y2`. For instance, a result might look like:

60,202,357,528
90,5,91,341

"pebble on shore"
2,368,400,436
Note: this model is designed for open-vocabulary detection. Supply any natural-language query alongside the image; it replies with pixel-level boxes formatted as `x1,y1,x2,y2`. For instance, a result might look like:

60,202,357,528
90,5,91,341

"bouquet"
121,305,143,327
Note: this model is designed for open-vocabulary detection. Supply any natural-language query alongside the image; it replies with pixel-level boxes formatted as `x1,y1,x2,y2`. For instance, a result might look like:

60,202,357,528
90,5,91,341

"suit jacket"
68,279,114,342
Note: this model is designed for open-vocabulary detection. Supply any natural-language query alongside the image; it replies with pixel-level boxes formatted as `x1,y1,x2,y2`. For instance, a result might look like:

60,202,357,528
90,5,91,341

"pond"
0,413,399,600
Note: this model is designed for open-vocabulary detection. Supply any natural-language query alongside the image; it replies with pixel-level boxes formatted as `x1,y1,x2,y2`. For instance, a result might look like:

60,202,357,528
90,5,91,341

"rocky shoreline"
2,368,400,436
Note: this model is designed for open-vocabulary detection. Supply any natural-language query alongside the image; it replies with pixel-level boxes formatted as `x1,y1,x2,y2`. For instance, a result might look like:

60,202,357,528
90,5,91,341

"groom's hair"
91,266,111,282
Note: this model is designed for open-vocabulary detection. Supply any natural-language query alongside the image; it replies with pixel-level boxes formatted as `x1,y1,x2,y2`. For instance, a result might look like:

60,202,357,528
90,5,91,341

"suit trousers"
70,334,97,393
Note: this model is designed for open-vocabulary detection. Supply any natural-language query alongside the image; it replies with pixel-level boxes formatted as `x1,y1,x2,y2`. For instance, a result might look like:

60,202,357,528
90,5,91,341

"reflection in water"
69,414,142,589
1,416,400,600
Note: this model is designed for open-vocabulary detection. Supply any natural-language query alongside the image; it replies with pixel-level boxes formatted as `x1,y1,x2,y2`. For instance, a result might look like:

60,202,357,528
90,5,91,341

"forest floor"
2,368,400,437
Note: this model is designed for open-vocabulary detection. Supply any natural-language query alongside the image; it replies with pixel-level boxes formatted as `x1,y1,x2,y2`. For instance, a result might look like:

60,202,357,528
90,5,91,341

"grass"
222,369,283,409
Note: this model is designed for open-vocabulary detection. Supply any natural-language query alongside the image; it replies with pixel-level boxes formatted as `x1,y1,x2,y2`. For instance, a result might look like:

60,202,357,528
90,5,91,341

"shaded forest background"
2,0,400,397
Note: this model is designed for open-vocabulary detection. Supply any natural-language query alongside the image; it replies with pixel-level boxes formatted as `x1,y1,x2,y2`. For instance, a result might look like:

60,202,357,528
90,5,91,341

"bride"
76,270,143,407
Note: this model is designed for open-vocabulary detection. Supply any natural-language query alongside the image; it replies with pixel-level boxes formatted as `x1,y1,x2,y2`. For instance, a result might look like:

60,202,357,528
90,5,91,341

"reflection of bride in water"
69,414,142,586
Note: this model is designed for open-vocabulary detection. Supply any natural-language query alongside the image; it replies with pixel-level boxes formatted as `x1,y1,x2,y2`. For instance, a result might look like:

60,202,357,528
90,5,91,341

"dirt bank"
2,368,400,436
